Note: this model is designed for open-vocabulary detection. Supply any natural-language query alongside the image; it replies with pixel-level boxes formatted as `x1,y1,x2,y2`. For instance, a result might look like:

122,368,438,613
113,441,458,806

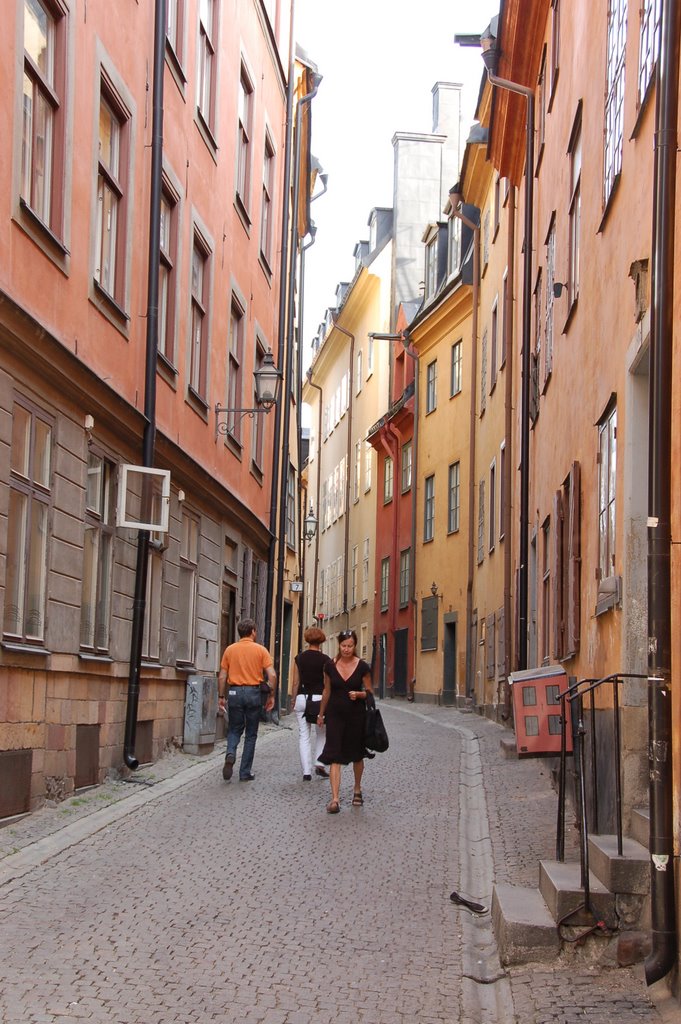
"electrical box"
509,666,573,756
184,674,218,755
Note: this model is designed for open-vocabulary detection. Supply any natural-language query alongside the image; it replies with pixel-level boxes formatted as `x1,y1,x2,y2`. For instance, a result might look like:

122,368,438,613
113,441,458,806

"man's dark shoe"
222,753,235,780
239,774,255,781
315,766,329,778
303,774,312,781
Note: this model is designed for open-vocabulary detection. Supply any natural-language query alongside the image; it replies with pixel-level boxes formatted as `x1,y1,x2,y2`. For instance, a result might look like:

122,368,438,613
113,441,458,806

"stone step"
491,883,561,966
630,807,649,850
539,859,617,928
588,834,650,895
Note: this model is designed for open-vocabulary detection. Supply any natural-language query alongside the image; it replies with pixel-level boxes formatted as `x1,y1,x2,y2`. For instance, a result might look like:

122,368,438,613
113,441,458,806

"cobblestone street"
0,705,673,1023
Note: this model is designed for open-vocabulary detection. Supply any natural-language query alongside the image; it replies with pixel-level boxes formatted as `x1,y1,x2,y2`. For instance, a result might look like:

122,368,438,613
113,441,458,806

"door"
443,619,457,704
393,628,408,696
281,601,293,706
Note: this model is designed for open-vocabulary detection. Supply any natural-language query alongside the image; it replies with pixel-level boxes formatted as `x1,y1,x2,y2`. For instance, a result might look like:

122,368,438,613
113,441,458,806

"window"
545,218,555,382
424,475,435,542
550,0,561,101
483,208,490,267
80,451,114,651
477,478,486,564
236,63,253,215
166,0,185,66
177,511,198,663
490,301,498,392
450,340,462,397
4,402,52,642
536,47,547,169
489,461,496,552
356,351,363,393
362,538,369,602
401,441,412,492
354,439,361,502
448,214,461,275
421,595,438,651
568,111,581,306
426,359,437,413
480,329,488,413
95,84,130,309
639,0,661,106
448,461,460,534
604,0,627,205
499,443,506,541
21,0,67,237
531,270,542,423
494,175,501,236
158,180,179,365
251,342,266,469
190,233,211,399
351,545,358,606
380,557,390,612
367,335,374,376
259,133,274,266
598,406,617,581
553,462,581,659
542,518,551,663
383,455,393,503
501,273,508,367
197,0,218,134
143,537,164,662
364,439,372,492
224,296,244,440
286,465,296,548
425,237,438,297
399,549,410,607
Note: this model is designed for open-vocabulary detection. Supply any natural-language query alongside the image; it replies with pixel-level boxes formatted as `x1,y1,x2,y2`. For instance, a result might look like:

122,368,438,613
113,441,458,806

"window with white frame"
21,0,67,237
568,110,581,306
159,180,179,365
480,329,488,413
226,297,245,442
383,455,393,503
356,350,363,393
451,340,462,397
639,0,661,106
95,84,130,308
4,402,52,642
426,359,437,413
351,544,358,606
399,548,410,607
489,460,496,553
367,335,374,376
550,0,561,100
477,478,486,564
490,300,499,391
286,465,296,548
354,439,361,502
364,439,372,492
604,0,627,205
401,441,412,492
166,0,185,65
448,461,460,534
425,237,438,297
448,214,461,276
236,62,253,215
380,557,390,611
598,405,617,581
424,474,435,542
80,450,115,651
259,132,274,266
177,510,199,663
362,538,369,602
197,0,218,135
190,231,211,399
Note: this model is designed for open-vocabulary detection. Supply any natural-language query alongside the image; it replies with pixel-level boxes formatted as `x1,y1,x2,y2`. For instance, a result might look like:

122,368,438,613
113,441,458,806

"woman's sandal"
352,791,364,806
326,799,340,814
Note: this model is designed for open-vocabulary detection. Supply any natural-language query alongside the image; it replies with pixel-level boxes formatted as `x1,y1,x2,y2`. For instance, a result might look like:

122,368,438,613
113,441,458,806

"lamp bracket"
215,403,272,440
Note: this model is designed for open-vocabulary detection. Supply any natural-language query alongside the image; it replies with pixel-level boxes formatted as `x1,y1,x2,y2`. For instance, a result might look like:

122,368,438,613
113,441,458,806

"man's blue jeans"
226,686,262,779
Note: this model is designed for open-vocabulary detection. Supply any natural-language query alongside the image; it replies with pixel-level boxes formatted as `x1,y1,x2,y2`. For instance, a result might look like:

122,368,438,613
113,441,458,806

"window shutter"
496,606,506,677
421,596,438,651
486,612,495,679
566,460,581,656
552,489,563,659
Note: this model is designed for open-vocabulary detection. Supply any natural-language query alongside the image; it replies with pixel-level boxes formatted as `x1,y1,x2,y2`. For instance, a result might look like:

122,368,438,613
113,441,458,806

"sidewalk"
0,705,676,1023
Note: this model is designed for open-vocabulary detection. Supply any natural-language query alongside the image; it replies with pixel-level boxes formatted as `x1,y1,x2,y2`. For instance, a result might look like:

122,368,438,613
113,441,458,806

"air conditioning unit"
183,674,218,755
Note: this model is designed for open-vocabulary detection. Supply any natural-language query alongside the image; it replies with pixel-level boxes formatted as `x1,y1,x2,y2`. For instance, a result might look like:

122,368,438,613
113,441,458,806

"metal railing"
556,672,648,915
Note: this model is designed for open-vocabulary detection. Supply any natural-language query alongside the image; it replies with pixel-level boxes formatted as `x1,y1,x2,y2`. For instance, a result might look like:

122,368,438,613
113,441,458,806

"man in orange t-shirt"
217,618,276,781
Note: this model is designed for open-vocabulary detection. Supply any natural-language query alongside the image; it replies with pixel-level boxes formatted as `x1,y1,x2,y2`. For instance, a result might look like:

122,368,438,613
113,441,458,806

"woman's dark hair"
304,626,326,645
335,629,357,655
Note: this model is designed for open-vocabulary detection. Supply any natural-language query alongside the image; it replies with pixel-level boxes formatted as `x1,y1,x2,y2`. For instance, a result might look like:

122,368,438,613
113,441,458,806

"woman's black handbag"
365,695,389,753
304,694,321,724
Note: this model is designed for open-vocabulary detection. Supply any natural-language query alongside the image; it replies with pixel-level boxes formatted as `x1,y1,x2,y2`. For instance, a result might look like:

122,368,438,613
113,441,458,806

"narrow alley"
0,705,668,1024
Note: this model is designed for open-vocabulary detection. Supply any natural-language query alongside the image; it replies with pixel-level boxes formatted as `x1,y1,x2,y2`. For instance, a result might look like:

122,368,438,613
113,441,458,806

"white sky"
295,0,501,360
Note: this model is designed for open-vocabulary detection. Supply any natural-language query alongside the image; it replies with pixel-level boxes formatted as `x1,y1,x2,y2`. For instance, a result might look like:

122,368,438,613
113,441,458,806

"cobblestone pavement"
0,705,675,1023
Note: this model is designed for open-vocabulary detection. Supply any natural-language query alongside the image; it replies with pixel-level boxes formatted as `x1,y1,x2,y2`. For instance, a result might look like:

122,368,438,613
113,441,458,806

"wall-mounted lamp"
303,503,318,541
215,349,282,439
553,282,568,299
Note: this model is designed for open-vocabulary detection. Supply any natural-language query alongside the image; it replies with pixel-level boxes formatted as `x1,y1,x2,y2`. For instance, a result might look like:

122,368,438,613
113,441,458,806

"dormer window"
448,215,461,276
425,237,438,297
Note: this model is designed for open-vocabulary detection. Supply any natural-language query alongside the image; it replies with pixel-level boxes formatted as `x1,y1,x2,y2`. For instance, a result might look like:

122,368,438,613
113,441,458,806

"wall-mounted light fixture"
215,349,282,439
303,503,318,541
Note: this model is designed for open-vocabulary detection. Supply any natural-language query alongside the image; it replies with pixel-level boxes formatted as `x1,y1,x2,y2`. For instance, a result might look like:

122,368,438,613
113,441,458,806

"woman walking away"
317,629,373,813
290,627,330,781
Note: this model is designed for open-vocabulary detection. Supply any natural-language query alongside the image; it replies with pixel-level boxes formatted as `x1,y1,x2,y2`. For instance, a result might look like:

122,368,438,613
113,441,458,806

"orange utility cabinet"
509,666,573,756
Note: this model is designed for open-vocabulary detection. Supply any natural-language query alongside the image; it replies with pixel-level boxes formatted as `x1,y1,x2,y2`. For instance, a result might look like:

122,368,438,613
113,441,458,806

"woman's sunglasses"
338,630,354,640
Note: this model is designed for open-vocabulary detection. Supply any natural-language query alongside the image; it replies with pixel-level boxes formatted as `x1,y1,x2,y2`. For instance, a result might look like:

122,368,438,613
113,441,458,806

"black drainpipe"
306,370,323,622
644,0,680,987
296,232,316,652
123,0,166,769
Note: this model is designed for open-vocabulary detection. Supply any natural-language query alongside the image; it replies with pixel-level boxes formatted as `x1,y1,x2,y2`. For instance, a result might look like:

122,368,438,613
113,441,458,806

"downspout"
306,371,323,623
273,74,321,699
123,0,166,769
264,2,296,650
331,320,355,622
644,0,680,986
404,337,419,688
296,230,317,653
484,66,534,672
502,185,516,715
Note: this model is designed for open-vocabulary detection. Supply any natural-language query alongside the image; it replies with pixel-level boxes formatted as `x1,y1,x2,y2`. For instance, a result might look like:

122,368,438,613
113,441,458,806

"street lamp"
214,349,282,438
303,503,318,541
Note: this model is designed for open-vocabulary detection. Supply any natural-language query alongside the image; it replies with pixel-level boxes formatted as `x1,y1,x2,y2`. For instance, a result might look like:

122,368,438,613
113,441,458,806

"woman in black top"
318,629,373,813
290,626,330,780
